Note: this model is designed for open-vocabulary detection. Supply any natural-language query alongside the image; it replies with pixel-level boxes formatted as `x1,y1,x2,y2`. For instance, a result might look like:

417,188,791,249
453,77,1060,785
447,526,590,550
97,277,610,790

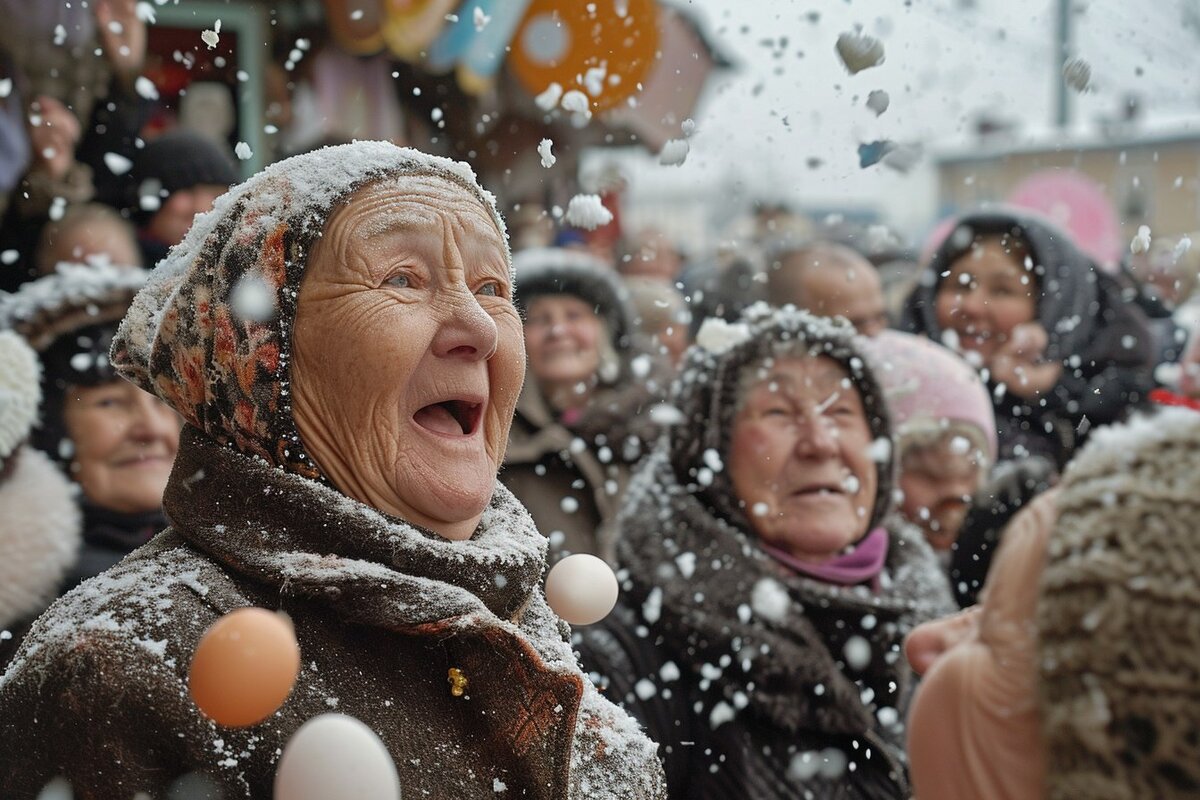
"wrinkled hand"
27,96,81,181
95,0,147,85
990,322,1061,400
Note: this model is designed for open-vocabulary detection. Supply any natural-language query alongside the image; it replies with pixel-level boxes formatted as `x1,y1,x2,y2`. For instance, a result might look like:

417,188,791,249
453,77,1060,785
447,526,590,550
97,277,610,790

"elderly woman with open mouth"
578,304,955,799
0,142,665,800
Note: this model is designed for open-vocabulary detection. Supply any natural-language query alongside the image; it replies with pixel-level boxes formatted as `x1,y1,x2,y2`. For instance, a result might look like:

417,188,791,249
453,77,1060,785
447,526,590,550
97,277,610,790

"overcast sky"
591,0,1200,242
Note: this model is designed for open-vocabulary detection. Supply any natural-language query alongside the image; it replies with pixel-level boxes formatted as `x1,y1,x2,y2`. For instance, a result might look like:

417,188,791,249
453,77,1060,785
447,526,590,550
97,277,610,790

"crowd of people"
1,6,1200,799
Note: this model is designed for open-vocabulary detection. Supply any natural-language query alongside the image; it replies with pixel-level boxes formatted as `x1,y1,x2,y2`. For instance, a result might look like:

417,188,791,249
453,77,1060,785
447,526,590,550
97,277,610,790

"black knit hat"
513,247,634,352
129,130,238,224
669,303,895,536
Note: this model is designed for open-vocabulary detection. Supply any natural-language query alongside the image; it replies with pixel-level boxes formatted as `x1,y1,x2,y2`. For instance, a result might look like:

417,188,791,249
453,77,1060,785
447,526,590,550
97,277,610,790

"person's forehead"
343,176,501,240
753,354,853,391
527,294,596,315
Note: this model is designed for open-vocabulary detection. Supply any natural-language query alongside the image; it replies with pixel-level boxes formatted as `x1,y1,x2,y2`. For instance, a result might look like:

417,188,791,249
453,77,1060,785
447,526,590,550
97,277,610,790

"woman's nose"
959,286,988,318
905,606,980,676
793,414,839,458
129,393,180,442
432,290,499,361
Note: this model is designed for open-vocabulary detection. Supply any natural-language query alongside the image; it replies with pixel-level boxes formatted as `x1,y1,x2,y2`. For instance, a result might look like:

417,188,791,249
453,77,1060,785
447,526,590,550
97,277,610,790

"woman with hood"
504,247,669,563
0,142,665,800
904,209,1156,467
578,304,955,799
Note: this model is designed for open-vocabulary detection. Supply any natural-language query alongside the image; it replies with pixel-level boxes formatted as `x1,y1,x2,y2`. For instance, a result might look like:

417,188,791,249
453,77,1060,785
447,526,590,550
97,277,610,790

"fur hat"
513,247,634,352
0,264,149,463
0,330,40,464
1037,407,1200,798
110,141,508,480
668,303,895,536
128,129,239,225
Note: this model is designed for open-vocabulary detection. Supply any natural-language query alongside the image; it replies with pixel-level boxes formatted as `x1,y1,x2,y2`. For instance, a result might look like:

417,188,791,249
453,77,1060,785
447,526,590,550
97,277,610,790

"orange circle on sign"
510,0,659,114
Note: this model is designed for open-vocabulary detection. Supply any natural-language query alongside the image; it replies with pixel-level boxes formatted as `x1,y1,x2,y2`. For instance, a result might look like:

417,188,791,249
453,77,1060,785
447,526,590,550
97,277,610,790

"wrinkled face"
905,490,1057,800
898,438,985,551
147,184,226,247
935,239,1038,365
292,176,522,541
523,295,604,390
728,355,878,563
798,265,888,337
63,380,181,514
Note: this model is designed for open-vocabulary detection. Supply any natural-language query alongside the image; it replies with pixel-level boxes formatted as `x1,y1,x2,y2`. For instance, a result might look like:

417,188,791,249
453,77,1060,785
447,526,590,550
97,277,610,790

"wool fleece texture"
0,142,665,799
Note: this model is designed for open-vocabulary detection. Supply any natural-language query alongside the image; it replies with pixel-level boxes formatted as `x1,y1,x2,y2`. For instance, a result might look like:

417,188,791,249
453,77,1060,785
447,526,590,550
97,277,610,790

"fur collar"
0,448,80,628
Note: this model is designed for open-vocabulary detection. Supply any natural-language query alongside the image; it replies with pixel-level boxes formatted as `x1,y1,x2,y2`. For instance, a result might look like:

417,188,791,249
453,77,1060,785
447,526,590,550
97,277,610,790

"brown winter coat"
0,427,666,800
502,371,665,564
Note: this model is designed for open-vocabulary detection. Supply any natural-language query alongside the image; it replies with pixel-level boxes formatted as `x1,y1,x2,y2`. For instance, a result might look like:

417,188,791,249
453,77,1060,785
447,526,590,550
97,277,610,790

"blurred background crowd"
2,0,1200,797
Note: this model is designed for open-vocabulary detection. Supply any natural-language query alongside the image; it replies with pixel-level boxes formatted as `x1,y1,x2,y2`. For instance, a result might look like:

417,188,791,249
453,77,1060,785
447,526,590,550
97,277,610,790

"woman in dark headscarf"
904,209,1156,467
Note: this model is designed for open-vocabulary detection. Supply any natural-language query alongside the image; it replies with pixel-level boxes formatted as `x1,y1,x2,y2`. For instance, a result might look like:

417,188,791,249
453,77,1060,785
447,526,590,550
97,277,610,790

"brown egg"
188,607,301,727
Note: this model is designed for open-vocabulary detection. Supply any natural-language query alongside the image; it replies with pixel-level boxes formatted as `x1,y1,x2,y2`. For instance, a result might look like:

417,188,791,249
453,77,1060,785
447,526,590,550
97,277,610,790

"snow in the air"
201,20,221,50
658,139,689,167
835,30,885,74
538,139,556,169
564,194,612,230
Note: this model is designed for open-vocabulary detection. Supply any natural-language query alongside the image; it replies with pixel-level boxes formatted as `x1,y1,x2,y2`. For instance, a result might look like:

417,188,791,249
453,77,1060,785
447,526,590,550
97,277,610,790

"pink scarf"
762,527,890,590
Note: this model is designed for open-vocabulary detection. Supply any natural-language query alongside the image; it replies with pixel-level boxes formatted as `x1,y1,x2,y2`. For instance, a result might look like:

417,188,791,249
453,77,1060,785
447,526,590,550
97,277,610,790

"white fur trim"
0,331,41,459
0,447,81,629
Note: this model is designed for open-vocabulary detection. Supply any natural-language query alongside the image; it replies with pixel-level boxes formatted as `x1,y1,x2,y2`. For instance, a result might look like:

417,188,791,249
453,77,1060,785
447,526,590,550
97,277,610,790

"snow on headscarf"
907,208,1100,364
110,142,510,479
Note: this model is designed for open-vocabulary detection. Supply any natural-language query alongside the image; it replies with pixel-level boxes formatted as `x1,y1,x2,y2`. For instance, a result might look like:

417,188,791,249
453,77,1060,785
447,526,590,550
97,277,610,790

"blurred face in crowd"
40,217,142,274
729,355,877,563
524,295,605,392
63,380,181,514
146,184,227,247
898,432,987,551
623,229,682,283
935,238,1038,365
904,490,1057,800
292,176,523,541
783,249,888,336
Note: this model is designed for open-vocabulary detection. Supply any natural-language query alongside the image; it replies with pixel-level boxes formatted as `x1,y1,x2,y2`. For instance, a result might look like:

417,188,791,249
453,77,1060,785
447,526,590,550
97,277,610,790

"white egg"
275,714,401,800
545,554,619,626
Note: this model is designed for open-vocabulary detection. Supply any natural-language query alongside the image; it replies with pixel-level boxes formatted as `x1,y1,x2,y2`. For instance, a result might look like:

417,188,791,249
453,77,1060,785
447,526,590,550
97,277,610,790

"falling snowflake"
103,152,133,176
1062,57,1091,92
234,141,253,160
0,78,10,98
560,90,592,120
658,138,689,167
535,82,563,111
865,90,889,116
538,138,556,169
564,194,612,230
135,76,159,101
835,30,885,74
201,20,221,50
1130,225,1152,254
474,6,491,31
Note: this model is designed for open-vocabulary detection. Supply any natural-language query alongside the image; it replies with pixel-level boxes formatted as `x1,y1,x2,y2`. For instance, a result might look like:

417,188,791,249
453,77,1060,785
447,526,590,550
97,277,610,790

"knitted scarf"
617,445,955,746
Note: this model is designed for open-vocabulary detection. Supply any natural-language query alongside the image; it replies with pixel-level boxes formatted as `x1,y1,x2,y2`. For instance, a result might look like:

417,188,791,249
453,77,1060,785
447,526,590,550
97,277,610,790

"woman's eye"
477,281,501,297
386,274,411,289
763,406,790,417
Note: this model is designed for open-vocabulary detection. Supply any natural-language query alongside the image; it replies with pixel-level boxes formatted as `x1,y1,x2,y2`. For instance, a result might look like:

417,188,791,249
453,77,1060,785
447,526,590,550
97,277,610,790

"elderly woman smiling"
578,305,954,800
0,143,665,800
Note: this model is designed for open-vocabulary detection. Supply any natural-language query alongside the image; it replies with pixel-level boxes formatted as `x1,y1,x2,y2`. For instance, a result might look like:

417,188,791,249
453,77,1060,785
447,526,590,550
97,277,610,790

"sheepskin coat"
0,426,666,799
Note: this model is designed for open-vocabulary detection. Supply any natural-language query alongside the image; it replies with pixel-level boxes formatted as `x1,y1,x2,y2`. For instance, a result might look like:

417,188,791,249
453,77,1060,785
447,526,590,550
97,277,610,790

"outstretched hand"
95,0,147,86
990,322,1061,400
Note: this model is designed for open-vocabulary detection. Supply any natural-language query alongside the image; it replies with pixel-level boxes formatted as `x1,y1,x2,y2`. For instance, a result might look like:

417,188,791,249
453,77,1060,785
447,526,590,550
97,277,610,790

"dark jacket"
578,445,956,800
904,211,1157,468
0,427,666,800
59,503,165,593
502,372,665,564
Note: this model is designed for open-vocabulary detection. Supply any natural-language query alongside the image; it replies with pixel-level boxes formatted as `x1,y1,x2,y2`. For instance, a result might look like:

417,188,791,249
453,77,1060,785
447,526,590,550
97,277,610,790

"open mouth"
413,398,484,437
791,483,845,499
